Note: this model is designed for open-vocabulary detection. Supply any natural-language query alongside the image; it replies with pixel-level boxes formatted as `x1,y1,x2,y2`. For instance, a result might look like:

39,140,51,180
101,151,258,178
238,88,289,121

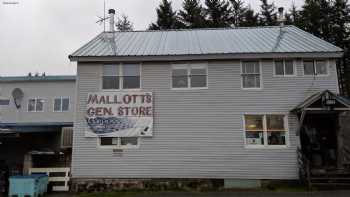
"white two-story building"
1,23,350,191
68,23,350,189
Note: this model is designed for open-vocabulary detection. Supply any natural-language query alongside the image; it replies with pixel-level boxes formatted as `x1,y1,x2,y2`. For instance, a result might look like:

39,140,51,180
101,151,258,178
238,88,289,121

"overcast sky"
0,0,304,76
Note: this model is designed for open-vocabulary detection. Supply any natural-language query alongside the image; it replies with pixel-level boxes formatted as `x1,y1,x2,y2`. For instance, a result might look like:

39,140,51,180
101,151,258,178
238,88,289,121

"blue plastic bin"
9,174,49,197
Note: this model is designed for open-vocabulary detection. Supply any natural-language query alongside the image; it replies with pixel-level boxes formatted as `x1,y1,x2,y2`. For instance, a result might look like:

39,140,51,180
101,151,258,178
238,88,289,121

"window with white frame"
274,60,295,76
303,60,328,76
98,137,139,149
172,64,207,89
244,114,287,147
241,61,261,89
54,97,69,112
28,98,44,112
102,64,140,90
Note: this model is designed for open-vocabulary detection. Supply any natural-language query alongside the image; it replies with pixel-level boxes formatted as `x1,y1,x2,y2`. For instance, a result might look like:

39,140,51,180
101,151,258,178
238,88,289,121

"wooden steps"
310,172,350,189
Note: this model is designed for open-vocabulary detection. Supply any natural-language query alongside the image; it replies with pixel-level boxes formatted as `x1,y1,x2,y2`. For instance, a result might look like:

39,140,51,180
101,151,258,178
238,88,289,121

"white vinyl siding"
72,59,339,180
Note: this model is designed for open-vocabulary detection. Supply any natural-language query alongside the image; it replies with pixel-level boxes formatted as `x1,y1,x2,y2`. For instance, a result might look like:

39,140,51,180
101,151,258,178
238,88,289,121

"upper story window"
244,114,287,148
241,61,261,89
28,98,44,112
54,97,69,112
303,60,328,76
99,137,139,149
274,60,295,76
102,64,140,90
172,64,207,89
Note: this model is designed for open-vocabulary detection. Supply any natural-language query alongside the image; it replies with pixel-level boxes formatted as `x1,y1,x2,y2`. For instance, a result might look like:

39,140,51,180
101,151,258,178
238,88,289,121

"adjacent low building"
68,24,350,189
0,75,75,190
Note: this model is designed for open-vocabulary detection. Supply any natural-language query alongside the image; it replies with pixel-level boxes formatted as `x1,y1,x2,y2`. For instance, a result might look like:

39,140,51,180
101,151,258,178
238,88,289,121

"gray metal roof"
69,26,343,61
0,75,76,83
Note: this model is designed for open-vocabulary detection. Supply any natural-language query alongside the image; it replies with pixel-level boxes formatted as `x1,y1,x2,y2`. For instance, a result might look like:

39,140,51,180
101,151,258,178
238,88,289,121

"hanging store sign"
85,92,153,137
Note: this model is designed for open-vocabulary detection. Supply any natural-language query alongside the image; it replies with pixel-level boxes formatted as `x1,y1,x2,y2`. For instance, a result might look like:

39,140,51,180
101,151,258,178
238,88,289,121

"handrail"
29,167,70,192
297,147,312,189
344,145,350,164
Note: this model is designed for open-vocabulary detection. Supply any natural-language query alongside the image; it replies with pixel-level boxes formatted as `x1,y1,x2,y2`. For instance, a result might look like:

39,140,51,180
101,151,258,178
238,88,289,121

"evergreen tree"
259,0,277,26
229,0,247,27
330,0,350,47
319,0,333,41
149,0,183,30
330,0,350,96
240,6,259,27
204,0,232,27
300,0,322,37
178,0,207,28
288,2,302,26
116,15,134,31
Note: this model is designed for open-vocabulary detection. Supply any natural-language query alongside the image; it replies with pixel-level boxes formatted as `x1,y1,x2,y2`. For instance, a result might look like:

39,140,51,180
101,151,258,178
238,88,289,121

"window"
172,64,207,89
303,60,328,76
102,64,140,90
28,98,44,112
274,60,295,76
54,97,69,112
102,65,120,89
245,115,264,145
241,61,261,89
244,114,287,147
123,64,141,89
98,137,139,149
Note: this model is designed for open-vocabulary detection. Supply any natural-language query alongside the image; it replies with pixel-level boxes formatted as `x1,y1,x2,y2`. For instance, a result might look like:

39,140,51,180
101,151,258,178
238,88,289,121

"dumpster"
8,174,48,197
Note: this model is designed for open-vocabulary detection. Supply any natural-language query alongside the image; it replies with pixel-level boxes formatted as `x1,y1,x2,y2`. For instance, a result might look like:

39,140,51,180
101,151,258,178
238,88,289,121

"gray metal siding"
72,59,339,180
0,81,75,123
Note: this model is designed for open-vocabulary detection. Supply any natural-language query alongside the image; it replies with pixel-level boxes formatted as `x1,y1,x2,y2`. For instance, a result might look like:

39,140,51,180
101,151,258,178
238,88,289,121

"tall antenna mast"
96,0,109,32
103,0,106,32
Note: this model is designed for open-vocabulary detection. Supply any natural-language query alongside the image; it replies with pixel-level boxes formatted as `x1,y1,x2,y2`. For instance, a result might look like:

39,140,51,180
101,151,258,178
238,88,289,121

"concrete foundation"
224,179,261,189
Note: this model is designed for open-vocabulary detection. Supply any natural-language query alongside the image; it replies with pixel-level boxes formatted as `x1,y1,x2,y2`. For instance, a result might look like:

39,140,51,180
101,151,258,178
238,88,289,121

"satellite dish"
12,88,24,109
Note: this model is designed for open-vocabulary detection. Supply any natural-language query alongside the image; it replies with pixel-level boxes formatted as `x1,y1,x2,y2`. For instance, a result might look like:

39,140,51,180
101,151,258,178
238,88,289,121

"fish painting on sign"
85,92,153,137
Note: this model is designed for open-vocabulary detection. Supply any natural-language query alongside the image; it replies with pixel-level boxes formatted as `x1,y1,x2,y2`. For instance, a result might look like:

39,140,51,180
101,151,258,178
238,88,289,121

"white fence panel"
29,167,70,191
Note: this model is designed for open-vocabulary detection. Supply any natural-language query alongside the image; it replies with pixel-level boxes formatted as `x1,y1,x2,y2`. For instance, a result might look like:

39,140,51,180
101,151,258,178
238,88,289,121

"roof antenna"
96,0,109,32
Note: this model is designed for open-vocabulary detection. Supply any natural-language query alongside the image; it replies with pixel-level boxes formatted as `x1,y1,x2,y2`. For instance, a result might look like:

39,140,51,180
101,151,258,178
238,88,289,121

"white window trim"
101,63,142,91
97,137,140,150
273,59,296,77
53,97,70,112
27,98,45,112
242,113,290,149
302,59,329,77
240,60,263,90
171,63,208,90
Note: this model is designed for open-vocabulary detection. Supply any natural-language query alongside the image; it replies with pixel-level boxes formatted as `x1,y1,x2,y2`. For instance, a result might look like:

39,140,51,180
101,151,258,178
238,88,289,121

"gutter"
69,52,344,62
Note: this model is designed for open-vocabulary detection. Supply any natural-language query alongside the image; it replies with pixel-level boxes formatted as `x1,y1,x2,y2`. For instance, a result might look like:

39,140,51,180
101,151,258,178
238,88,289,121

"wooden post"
337,113,344,169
